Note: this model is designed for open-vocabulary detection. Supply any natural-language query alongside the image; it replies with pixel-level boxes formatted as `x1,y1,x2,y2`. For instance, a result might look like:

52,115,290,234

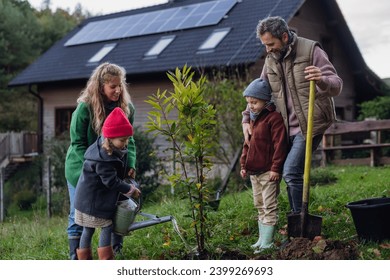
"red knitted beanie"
102,107,133,138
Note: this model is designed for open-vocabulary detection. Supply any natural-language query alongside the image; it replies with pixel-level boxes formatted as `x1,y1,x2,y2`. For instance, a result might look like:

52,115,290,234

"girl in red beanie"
74,107,140,260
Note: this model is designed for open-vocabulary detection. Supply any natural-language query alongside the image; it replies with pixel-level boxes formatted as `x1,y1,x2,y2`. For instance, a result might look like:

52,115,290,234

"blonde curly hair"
77,62,132,134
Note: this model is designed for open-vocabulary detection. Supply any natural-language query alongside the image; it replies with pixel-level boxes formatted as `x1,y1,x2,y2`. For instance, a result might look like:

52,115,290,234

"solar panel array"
65,0,237,46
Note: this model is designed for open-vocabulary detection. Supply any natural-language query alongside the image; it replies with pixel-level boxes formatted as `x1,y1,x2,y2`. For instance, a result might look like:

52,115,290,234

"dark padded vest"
265,36,336,137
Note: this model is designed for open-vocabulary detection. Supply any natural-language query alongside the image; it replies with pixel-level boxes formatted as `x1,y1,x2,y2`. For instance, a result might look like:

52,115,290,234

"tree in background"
0,0,89,216
203,72,250,193
0,0,87,132
204,75,247,161
357,88,390,156
358,96,390,120
0,0,41,131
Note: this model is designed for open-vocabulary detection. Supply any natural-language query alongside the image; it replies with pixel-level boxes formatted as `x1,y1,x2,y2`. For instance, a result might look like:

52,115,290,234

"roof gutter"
28,84,43,153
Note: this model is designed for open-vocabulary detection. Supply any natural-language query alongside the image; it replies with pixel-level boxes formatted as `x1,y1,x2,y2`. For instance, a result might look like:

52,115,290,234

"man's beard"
271,42,288,61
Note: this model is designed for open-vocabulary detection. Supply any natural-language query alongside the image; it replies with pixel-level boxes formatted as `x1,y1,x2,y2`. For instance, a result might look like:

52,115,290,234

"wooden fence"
0,132,38,164
0,132,39,222
319,120,390,167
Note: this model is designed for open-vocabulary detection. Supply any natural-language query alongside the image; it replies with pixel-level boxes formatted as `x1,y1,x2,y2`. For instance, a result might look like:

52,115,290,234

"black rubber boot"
69,238,80,260
287,186,303,213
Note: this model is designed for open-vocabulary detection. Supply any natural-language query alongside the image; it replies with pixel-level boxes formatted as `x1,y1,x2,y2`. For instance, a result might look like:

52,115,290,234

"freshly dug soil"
182,236,359,260
275,237,359,260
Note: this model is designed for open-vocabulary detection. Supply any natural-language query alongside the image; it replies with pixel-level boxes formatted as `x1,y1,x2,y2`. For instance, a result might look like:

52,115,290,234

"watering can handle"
123,178,142,209
302,80,315,204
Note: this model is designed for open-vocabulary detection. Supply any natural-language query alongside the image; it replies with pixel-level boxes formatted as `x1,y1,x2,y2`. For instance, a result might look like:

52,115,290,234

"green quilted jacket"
64,102,136,187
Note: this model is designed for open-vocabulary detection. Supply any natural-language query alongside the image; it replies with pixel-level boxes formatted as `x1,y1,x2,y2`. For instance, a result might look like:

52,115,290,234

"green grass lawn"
0,165,389,260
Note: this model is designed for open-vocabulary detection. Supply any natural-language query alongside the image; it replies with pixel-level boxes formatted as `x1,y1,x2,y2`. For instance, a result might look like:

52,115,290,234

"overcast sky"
27,0,390,79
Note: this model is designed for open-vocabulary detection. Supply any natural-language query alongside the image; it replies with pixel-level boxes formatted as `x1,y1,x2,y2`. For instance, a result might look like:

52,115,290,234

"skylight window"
198,28,230,51
144,36,176,58
88,43,116,63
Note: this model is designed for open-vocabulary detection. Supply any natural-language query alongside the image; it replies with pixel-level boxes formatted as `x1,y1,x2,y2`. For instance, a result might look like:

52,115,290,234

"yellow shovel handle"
302,80,315,203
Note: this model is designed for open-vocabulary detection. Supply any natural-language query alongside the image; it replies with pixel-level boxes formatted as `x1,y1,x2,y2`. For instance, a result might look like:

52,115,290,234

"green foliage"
32,192,68,216
44,136,71,216
310,167,338,186
357,95,390,151
4,157,42,213
44,135,70,188
202,73,249,195
0,0,41,131
34,6,84,53
133,126,162,199
12,189,37,210
145,65,218,254
0,90,38,131
0,0,86,132
0,0,42,75
358,96,390,120
203,73,249,163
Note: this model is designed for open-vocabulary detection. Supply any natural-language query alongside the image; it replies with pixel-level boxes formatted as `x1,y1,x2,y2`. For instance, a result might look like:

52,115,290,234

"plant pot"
346,197,390,242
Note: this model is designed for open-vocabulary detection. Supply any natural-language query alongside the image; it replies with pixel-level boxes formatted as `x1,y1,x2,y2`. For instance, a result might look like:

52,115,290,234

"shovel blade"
287,212,322,240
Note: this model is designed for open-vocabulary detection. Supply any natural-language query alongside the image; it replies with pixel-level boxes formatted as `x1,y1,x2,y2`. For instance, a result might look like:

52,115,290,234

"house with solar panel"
7,0,387,167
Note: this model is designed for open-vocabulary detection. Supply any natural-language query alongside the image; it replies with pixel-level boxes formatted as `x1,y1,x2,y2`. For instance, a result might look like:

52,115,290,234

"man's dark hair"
256,16,289,40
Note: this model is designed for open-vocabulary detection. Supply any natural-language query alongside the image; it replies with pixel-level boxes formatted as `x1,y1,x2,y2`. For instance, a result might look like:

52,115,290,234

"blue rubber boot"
251,221,262,249
254,224,275,254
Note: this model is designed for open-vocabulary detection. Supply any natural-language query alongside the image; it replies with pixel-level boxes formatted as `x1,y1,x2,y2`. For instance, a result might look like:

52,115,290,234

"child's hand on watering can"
124,184,141,199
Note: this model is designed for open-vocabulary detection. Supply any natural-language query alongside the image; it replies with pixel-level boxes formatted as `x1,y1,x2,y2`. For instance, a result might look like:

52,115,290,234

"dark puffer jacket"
74,136,132,220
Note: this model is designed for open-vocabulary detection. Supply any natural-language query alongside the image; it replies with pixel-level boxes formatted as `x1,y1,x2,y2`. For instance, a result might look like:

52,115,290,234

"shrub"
133,126,162,200
4,158,42,214
44,134,70,189
310,167,338,186
12,189,37,210
358,96,390,120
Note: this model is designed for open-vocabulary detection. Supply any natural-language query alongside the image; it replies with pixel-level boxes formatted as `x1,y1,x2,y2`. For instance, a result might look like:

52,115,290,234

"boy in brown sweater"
240,78,288,253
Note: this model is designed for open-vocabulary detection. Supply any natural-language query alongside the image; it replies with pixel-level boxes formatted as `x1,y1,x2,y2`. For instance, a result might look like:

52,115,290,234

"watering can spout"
127,215,173,232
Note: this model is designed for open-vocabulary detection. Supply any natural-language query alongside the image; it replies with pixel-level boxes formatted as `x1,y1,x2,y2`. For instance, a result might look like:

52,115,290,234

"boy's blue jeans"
283,133,323,213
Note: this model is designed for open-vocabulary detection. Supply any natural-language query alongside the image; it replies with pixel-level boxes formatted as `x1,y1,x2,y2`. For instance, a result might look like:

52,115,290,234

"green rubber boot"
251,221,262,249
254,224,275,254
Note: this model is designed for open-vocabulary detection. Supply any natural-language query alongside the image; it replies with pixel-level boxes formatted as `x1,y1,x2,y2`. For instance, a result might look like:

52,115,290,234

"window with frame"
55,107,75,136
88,43,117,64
198,28,231,52
144,35,176,59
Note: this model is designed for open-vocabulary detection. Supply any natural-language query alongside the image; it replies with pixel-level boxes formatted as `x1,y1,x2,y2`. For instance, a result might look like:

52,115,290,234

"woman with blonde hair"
65,62,136,259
